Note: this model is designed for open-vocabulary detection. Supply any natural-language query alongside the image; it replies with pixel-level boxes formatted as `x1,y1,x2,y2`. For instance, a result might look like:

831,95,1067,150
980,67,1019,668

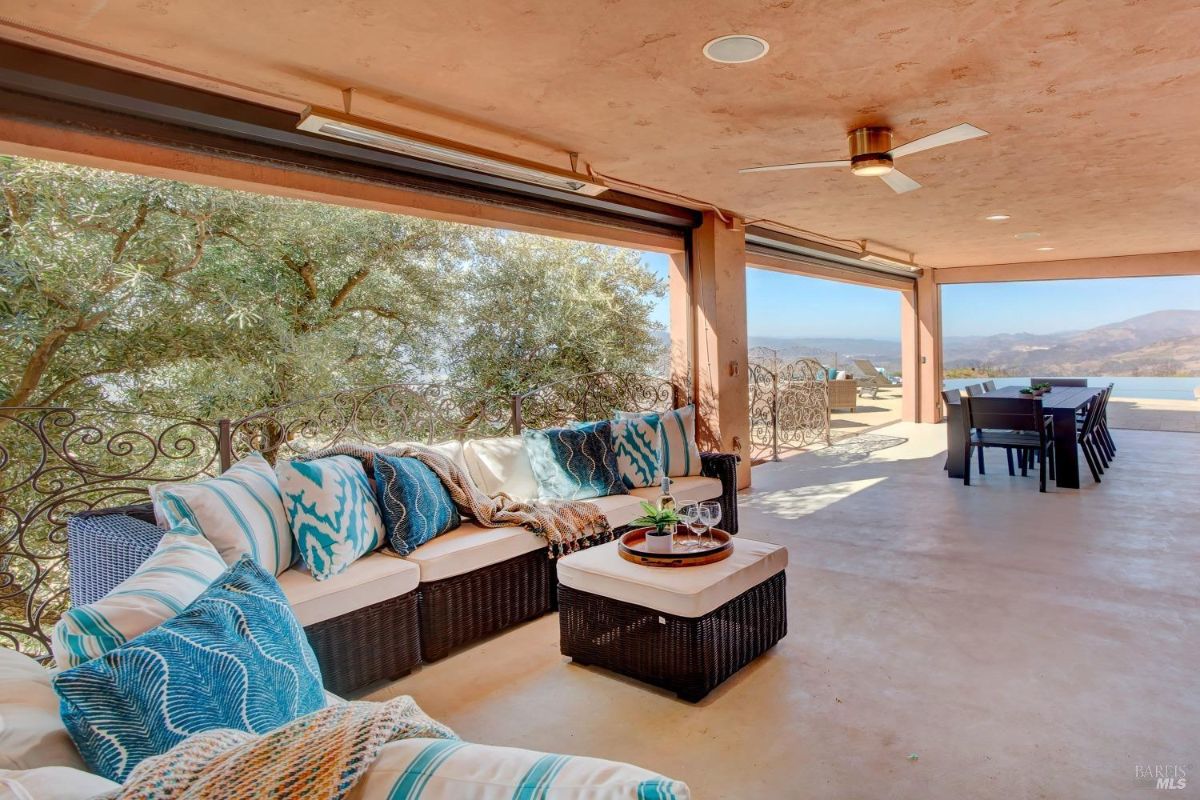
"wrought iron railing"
1,371,677,660
747,357,832,462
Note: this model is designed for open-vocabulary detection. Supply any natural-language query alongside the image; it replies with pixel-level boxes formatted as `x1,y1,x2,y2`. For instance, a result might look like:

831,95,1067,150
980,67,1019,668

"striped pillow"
51,523,226,670
151,453,293,575
610,416,662,489
617,405,703,478
351,738,691,799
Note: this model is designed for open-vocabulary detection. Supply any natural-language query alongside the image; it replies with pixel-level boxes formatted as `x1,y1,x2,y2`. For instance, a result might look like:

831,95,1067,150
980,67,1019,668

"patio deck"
362,422,1199,798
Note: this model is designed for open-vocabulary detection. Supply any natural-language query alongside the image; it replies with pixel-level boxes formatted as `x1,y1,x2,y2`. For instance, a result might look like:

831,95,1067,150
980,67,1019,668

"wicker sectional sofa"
68,433,739,695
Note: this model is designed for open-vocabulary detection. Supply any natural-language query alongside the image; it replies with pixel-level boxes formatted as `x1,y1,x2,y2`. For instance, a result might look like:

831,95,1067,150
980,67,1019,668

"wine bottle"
657,475,675,512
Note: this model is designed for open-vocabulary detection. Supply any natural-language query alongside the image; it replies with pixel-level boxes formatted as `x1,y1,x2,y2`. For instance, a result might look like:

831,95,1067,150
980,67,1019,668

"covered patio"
368,422,1200,797
1,2,1198,798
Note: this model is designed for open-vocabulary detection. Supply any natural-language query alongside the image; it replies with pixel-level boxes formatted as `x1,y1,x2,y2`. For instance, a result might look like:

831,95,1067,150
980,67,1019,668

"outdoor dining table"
944,385,1106,489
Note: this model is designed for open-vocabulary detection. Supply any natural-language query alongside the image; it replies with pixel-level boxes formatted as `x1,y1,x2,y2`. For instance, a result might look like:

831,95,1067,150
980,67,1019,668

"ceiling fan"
739,123,988,193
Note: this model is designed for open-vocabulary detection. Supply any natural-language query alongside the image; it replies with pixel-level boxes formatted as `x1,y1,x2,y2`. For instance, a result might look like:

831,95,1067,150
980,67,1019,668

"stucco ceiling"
4,0,1200,267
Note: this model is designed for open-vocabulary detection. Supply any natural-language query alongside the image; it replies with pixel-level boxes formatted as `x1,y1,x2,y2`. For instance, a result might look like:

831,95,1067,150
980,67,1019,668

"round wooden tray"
617,527,733,567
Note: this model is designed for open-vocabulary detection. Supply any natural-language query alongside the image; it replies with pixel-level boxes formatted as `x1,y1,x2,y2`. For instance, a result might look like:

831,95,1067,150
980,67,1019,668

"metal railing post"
771,370,780,462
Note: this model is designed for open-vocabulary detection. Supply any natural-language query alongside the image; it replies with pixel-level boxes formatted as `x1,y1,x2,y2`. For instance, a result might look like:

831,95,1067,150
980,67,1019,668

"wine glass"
679,504,705,550
699,501,722,549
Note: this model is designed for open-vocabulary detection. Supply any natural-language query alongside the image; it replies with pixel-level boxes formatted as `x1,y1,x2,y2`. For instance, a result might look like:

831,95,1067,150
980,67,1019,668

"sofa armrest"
699,452,739,535
67,503,162,606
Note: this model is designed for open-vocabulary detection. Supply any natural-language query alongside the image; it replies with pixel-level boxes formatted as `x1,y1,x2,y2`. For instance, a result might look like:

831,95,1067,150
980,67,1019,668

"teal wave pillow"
610,416,662,489
53,556,325,783
523,421,626,501
276,455,384,581
374,454,461,556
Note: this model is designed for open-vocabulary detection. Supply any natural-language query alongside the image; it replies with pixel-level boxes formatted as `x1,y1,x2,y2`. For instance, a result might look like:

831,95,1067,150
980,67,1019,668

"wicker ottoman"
557,538,787,701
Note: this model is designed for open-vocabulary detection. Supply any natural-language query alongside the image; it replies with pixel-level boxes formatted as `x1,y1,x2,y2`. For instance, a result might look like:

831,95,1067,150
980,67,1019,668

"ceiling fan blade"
881,169,921,194
889,123,988,159
738,160,851,174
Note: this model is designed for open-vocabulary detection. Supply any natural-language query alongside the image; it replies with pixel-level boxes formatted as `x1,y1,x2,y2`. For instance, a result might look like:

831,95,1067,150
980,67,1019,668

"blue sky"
641,252,1200,340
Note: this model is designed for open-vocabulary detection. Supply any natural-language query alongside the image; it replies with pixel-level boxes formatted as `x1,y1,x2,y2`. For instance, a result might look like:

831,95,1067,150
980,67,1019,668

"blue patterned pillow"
616,405,703,478
610,416,662,489
523,421,627,501
52,557,324,783
275,455,384,581
374,454,461,556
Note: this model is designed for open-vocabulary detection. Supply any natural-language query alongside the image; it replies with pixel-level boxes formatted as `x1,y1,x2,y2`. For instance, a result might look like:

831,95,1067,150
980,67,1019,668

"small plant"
630,501,683,535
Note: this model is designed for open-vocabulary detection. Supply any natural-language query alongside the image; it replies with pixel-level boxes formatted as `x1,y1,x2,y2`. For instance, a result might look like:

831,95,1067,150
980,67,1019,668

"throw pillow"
352,738,693,799
522,421,627,501
374,454,461,556
151,452,293,575
52,557,325,783
616,405,703,478
610,415,662,489
51,523,226,670
275,455,384,581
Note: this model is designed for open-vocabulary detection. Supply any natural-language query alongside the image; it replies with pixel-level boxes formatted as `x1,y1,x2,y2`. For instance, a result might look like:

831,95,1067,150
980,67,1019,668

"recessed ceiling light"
703,35,770,64
1014,231,1041,240
984,214,1010,221
1036,246,1055,251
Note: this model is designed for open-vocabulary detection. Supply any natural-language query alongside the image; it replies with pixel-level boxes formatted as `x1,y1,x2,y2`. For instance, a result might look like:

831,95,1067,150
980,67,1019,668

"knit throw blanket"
299,442,614,557
102,697,455,800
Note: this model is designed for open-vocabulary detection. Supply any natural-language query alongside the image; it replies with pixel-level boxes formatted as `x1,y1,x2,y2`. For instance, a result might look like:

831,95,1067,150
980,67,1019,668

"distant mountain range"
942,309,1200,376
732,310,1200,376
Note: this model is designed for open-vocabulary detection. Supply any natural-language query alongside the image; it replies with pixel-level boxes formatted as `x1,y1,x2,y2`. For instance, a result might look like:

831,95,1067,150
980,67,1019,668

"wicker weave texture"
67,504,162,606
558,570,786,701
305,590,421,696
418,549,553,662
699,452,740,536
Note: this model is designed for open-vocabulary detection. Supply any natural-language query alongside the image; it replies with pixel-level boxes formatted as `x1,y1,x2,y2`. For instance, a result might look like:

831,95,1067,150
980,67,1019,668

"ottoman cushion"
556,538,787,618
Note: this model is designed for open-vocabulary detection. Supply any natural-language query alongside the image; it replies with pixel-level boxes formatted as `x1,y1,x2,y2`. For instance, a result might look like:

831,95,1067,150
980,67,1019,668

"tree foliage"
0,156,666,419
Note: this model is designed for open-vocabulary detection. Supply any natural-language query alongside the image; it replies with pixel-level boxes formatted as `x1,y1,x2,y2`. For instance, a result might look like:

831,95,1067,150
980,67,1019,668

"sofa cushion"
580,493,647,529
276,455,384,581
51,523,226,670
462,436,538,500
151,452,294,575
610,416,662,490
557,538,787,618
53,557,325,782
347,738,691,800
0,766,120,800
0,648,86,772
387,440,471,477
523,421,626,501
277,551,420,627
629,476,723,509
374,454,461,556
404,522,544,583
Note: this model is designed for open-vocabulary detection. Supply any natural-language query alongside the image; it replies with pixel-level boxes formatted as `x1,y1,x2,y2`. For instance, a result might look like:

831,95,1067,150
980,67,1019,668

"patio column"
688,211,752,488
911,269,943,423
900,287,920,422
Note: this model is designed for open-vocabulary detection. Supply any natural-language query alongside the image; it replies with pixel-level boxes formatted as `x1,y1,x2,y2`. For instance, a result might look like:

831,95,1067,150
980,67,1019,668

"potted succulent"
630,502,684,554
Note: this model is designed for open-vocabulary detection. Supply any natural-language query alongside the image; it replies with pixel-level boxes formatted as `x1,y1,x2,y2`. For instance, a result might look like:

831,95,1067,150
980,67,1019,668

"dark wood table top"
945,384,1104,410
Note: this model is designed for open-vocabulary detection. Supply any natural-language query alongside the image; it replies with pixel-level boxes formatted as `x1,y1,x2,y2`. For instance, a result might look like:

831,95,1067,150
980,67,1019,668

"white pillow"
0,648,87,771
51,523,226,670
347,738,691,800
462,436,539,500
0,766,119,800
387,440,472,477
151,453,293,575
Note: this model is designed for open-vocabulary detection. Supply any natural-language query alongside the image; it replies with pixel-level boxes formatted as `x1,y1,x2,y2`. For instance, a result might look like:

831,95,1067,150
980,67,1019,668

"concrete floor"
363,423,1200,799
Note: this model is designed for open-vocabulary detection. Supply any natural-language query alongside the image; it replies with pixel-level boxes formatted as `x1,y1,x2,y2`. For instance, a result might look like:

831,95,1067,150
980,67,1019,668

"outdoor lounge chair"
852,358,898,399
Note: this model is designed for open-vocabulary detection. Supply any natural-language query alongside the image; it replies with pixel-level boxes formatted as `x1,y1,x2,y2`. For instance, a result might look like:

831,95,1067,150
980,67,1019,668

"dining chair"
964,383,1015,476
982,380,997,392
1030,377,1088,387
1076,388,1109,483
962,395,1056,492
